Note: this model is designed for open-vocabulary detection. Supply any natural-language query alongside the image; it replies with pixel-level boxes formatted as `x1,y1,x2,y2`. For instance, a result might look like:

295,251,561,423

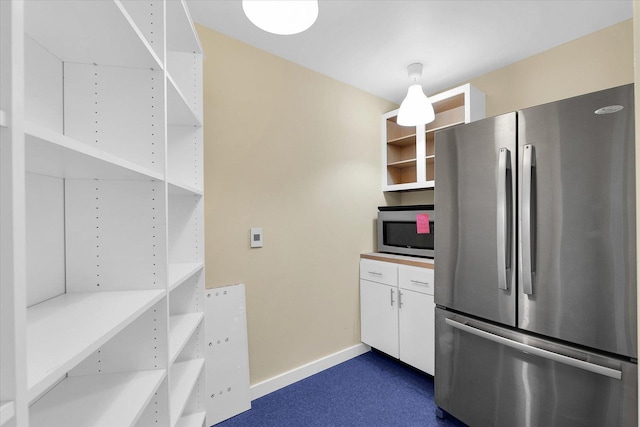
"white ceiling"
186,0,633,104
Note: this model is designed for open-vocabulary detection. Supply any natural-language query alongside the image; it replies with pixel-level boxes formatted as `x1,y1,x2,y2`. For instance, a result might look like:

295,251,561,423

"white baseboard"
250,343,371,400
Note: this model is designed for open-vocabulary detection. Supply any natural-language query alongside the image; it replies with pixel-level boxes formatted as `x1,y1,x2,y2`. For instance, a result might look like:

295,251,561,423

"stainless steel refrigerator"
434,84,637,427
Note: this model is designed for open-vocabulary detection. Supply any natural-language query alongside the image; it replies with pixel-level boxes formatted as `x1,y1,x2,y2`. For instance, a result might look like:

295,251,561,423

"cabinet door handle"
390,288,395,307
399,291,403,308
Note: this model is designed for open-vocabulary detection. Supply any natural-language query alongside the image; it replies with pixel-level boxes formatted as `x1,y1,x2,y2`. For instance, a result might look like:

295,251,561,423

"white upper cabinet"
383,83,485,191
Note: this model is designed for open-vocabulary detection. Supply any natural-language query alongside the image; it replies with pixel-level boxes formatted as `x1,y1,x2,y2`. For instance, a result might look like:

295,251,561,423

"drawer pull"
410,280,428,286
368,271,383,276
445,318,622,380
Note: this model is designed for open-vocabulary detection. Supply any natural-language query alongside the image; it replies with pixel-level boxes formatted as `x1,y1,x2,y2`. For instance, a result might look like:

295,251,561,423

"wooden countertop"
360,252,434,269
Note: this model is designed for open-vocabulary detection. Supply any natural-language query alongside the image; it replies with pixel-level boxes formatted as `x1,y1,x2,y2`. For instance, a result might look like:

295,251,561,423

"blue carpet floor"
216,350,468,427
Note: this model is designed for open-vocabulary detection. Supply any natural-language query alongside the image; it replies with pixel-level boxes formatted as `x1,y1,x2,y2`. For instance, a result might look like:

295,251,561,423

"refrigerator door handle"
522,144,536,295
445,318,622,380
497,148,512,290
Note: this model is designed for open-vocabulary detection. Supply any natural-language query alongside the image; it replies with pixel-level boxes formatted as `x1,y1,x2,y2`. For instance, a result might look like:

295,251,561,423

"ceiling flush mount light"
397,63,435,127
242,0,319,35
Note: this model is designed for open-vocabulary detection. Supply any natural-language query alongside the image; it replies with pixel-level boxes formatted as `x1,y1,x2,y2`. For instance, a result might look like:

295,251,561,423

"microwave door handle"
496,148,511,290
522,144,536,295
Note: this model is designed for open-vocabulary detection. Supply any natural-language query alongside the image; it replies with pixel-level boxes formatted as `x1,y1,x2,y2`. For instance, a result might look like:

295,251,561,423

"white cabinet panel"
360,279,399,358
398,290,435,375
398,264,434,295
65,179,166,293
204,284,251,426
24,36,63,133
360,258,397,286
25,173,65,307
64,63,165,173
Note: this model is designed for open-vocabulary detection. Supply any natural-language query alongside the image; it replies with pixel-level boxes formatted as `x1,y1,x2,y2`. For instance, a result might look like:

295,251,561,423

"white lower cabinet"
398,289,435,374
360,257,435,375
360,280,399,358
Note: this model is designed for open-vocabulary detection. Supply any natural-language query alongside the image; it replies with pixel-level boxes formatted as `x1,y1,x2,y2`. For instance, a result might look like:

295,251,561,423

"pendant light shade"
242,0,319,35
396,63,435,127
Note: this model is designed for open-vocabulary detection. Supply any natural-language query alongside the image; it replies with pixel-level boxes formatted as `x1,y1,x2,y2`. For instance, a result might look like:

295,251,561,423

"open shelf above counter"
383,83,485,191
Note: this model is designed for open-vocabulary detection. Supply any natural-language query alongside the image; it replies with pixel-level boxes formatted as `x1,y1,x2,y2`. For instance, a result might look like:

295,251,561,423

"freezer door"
435,308,638,427
435,113,517,325
518,84,637,358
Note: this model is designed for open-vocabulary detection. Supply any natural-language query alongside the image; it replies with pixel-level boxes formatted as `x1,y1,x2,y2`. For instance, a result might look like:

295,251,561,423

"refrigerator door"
518,84,636,358
435,308,638,427
435,113,517,325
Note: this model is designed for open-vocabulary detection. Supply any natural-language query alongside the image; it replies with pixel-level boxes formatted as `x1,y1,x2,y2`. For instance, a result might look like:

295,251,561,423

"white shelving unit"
0,1,205,426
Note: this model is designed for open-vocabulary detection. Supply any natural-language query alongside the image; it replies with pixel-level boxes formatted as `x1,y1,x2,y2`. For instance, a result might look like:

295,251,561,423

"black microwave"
377,205,434,258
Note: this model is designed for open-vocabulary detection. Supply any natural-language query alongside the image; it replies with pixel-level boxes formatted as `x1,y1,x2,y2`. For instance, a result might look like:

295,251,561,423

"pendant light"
242,0,319,35
397,63,435,127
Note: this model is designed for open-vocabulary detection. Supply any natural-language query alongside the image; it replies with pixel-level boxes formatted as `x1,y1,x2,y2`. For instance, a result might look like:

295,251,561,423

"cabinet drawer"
398,264,433,295
360,259,397,286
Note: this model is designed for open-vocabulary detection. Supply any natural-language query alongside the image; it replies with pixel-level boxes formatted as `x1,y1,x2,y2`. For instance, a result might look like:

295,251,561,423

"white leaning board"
205,284,251,425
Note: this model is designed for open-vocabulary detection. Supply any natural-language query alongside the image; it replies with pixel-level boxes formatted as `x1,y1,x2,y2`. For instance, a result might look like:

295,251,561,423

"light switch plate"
250,227,263,248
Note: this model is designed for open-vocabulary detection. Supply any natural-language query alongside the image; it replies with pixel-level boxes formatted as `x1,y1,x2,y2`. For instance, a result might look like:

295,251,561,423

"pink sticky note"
416,213,430,234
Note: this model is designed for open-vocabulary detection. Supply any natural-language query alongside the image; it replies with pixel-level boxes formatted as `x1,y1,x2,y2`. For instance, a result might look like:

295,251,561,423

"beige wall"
472,18,634,117
401,18,634,205
197,24,397,385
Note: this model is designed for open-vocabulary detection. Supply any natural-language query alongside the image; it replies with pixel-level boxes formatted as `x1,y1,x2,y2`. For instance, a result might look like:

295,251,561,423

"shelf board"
30,369,166,427
169,313,204,364
25,0,161,70
168,180,204,196
166,0,203,54
168,74,202,127
27,289,165,401
387,159,417,169
0,401,15,426
387,133,416,146
25,120,163,181
384,181,434,192
170,358,205,427
176,411,206,427
169,262,204,292
426,155,435,160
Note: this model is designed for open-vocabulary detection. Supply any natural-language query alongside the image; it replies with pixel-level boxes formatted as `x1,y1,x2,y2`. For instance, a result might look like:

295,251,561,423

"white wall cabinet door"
398,289,435,375
360,279,399,359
